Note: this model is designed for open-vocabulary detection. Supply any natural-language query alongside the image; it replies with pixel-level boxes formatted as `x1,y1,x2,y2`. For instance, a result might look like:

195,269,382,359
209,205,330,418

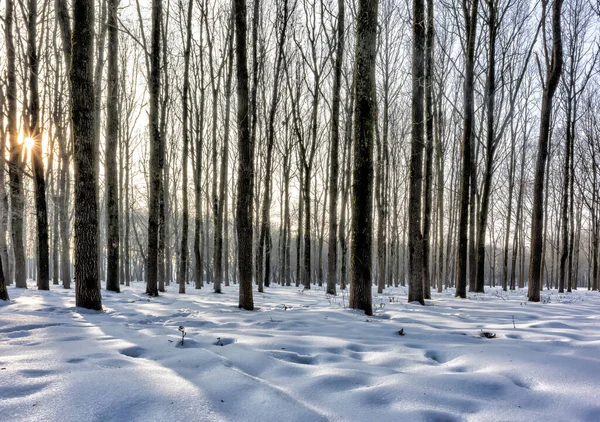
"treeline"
0,0,599,314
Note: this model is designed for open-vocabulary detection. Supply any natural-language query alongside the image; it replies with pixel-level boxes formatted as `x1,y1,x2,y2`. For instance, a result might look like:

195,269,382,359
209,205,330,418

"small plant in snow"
480,330,496,339
178,326,186,345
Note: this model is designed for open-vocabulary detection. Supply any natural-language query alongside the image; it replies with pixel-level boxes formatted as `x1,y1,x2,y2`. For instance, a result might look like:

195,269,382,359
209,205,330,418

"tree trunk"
178,0,193,294
422,0,434,300
105,0,120,293
408,0,426,305
72,0,102,309
234,0,254,310
529,0,563,302
456,0,479,298
349,0,378,316
327,0,344,295
6,0,26,289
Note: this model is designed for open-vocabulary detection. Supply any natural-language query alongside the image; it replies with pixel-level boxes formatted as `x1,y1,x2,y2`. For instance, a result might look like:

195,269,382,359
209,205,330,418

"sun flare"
23,137,35,150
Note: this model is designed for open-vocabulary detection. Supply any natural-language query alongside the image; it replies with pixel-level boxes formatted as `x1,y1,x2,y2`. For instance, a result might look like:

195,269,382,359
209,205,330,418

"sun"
23,136,35,150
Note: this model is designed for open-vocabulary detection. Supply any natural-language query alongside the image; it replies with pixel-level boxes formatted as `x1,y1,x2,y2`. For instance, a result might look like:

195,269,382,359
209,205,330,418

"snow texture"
1,281,599,421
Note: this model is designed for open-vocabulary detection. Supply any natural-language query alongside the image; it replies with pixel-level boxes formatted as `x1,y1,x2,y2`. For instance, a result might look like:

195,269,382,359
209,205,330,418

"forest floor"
0,280,599,422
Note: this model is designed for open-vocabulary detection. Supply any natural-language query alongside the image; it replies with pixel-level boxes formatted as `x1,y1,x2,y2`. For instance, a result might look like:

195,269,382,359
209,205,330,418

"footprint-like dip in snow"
119,346,146,358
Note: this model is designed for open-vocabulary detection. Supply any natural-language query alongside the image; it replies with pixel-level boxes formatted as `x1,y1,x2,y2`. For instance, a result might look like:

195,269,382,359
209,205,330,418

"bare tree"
146,0,163,297
349,0,378,316
455,0,479,298
408,0,425,305
235,0,254,310
72,0,102,309
105,0,120,292
529,0,564,302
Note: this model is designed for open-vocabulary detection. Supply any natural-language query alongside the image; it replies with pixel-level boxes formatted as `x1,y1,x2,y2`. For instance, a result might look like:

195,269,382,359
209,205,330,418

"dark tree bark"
349,0,378,316
327,0,344,295
72,0,102,310
258,0,289,292
234,0,254,310
193,14,206,290
27,0,50,291
455,0,479,298
422,0,434,300
339,84,353,290
146,0,162,297
473,0,498,295
105,0,120,293
6,0,26,289
0,85,9,286
0,86,7,300
502,123,517,291
215,13,234,292
529,0,564,301
408,0,426,305
178,0,193,294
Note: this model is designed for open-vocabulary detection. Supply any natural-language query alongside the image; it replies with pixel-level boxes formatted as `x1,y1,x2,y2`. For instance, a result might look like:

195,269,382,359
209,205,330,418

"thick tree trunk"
349,0,378,316
72,0,102,309
408,0,426,305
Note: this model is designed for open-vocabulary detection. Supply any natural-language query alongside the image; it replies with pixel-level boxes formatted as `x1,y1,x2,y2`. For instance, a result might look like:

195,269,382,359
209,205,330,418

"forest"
1,0,600,419
1,0,599,313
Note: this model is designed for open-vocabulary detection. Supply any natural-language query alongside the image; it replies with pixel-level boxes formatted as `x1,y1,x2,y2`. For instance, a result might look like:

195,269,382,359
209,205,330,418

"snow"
1,281,599,422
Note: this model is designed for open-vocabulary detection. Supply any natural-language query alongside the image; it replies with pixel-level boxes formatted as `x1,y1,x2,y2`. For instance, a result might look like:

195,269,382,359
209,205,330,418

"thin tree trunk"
178,0,193,294
105,0,120,292
146,0,163,297
422,0,434,300
529,0,563,301
327,0,344,295
456,0,479,298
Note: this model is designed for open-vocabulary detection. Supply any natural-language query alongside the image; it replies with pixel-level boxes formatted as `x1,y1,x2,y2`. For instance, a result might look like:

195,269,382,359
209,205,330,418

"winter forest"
1,0,600,419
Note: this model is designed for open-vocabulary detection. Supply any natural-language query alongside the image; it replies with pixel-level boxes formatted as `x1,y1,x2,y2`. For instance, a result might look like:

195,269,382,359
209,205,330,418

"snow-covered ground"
1,281,599,422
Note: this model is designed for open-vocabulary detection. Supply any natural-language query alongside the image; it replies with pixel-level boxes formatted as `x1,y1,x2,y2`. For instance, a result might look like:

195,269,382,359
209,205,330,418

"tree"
257,0,290,293
422,0,435,300
72,0,102,310
349,0,378,316
27,0,50,291
326,0,345,295
234,0,254,310
529,0,564,301
105,0,120,293
146,0,163,297
408,0,425,305
6,0,26,289
455,0,479,298
178,0,193,294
